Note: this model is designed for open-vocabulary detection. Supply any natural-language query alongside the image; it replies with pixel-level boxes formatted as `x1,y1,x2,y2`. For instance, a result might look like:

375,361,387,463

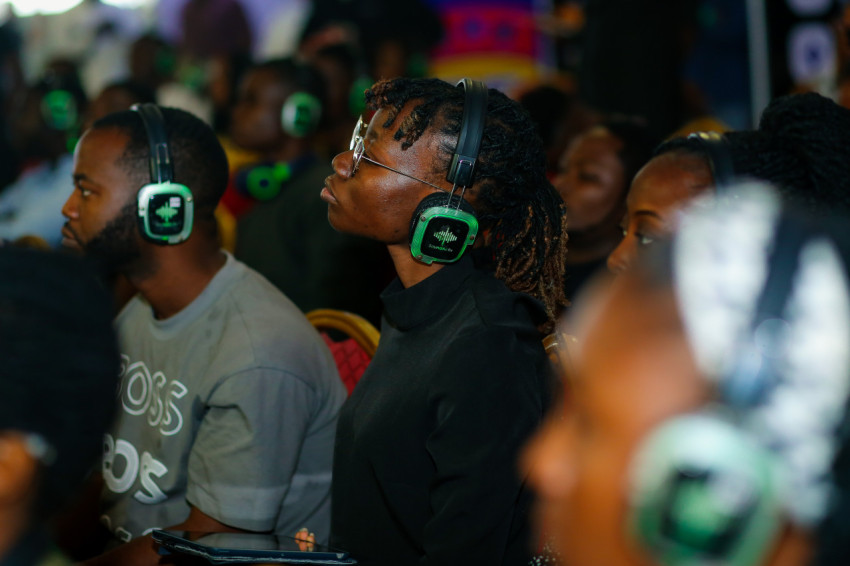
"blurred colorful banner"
426,0,554,94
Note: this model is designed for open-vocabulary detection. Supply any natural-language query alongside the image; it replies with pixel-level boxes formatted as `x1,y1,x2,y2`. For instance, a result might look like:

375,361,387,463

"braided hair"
366,77,568,330
655,93,850,216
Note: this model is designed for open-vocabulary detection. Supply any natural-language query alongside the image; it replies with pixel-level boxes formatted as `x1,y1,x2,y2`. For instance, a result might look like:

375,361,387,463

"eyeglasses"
348,115,447,192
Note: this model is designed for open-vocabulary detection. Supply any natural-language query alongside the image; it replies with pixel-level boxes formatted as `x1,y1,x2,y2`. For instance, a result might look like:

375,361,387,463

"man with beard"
60,105,346,565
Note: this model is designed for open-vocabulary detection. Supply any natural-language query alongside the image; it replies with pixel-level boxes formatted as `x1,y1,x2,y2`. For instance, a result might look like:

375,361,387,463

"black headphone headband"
132,103,173,184
446,78,488,188
688,132,734,192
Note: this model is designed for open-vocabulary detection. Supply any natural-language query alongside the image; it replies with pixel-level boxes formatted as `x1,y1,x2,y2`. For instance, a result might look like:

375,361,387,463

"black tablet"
152,529,357,565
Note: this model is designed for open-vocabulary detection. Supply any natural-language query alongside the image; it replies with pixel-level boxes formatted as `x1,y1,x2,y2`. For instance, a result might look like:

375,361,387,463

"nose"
607,236,634,274
331,149,354,179
61,189,79,220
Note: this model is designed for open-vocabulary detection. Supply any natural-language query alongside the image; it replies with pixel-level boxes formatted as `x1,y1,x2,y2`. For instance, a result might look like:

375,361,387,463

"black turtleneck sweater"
331,255,552,566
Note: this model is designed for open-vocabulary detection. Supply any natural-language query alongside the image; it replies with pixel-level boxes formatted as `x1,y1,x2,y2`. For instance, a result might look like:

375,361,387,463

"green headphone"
408,78,487,265
281,91,322,138
626,190,844,566
41,89,78,132
132,104,194,245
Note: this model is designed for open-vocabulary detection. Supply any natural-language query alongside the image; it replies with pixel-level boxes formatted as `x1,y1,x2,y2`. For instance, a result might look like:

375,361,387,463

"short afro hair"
91,106,229,224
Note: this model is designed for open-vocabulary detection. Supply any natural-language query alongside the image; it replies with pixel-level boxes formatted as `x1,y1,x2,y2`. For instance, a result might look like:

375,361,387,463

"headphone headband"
446,78,488,188
132,103,173,184
688,131,734,192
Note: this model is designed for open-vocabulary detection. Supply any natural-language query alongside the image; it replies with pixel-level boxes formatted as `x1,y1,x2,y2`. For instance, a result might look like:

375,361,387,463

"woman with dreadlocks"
321,77,568,565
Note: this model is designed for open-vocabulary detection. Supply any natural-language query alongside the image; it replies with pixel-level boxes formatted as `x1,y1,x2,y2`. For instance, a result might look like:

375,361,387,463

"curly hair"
366,77,568,330
655,93,850,217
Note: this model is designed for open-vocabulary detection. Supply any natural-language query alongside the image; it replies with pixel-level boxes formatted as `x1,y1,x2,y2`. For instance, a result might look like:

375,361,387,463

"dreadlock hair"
655,93,850,217
366,77,568,332
91,106,229,233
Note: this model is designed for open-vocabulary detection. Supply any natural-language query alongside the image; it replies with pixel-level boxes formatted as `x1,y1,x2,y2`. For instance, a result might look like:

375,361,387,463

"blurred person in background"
229,57,391,324
525,182,850,566
0,69,87,246
552,116,657,301
82,80,156,132
518,82,600,180
0,247,119,565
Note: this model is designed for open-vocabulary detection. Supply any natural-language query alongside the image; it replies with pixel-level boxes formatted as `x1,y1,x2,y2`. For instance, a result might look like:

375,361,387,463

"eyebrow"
632,210,663,220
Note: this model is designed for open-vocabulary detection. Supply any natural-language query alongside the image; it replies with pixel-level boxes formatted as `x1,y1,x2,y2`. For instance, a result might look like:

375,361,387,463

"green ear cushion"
41,89,78,131
628,414,783,566
281,91,322,138
348,76,372,118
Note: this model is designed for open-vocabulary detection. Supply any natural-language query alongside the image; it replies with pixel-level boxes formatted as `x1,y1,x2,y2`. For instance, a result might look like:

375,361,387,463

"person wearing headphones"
608,92,850,274
60,105,346,565
324,77,569,565
0,71,87,247
227,57,391,325
524,183,850,566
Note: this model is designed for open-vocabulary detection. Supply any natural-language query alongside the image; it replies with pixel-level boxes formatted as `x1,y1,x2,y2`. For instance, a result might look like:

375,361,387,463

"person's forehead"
75,128,133,175
629,156,710,208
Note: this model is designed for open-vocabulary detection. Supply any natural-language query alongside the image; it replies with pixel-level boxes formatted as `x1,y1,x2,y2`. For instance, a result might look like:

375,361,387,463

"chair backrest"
306,308,380,395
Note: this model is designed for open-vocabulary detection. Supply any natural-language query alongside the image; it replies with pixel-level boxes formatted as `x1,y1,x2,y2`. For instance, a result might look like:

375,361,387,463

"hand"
294,527,315,552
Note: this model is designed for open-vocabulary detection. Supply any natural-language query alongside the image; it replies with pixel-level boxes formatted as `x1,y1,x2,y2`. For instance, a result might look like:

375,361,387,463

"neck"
388,244,445,288
565,225,622,264
125,240,227,320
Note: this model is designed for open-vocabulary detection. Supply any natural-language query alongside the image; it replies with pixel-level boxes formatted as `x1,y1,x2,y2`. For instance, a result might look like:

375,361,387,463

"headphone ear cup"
281,91,322,138
41,89,78,131
409,192,478,265
136,182,194,245
628,414,784,566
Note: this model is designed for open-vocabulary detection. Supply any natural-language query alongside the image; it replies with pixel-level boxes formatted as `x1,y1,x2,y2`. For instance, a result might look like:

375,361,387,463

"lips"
61,224,82,251
320,176,338,204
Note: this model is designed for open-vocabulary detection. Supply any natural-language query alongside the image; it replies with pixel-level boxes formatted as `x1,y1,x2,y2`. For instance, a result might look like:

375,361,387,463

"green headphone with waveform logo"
132,104,194,245
408,78,487,265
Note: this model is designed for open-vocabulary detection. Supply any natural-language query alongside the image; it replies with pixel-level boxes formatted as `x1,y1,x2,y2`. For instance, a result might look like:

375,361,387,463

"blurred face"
523,275,706,566
553,127,626,233
83,87,141,131
607,153,712,273
323,104,453,245
61,128,142,267
230,68,290,152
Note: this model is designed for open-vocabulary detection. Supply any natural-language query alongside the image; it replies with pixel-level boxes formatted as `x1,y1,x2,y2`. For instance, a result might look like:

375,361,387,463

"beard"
83,201,143,273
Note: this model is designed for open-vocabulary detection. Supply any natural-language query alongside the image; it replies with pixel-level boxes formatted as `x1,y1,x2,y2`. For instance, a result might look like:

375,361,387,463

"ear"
0,433,40,507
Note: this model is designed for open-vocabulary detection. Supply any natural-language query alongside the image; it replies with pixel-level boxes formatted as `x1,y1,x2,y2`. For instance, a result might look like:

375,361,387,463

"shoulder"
206,261,340,385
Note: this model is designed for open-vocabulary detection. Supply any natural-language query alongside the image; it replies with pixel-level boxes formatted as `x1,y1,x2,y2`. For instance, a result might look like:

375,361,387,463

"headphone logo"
434,226,457,246
155,198,181,225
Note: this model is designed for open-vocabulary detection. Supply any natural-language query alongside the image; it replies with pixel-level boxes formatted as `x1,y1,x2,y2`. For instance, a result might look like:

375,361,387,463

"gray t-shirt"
101,252,346,543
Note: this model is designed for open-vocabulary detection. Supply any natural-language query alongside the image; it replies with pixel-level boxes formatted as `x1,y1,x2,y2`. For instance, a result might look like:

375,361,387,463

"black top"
331,255,552,565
